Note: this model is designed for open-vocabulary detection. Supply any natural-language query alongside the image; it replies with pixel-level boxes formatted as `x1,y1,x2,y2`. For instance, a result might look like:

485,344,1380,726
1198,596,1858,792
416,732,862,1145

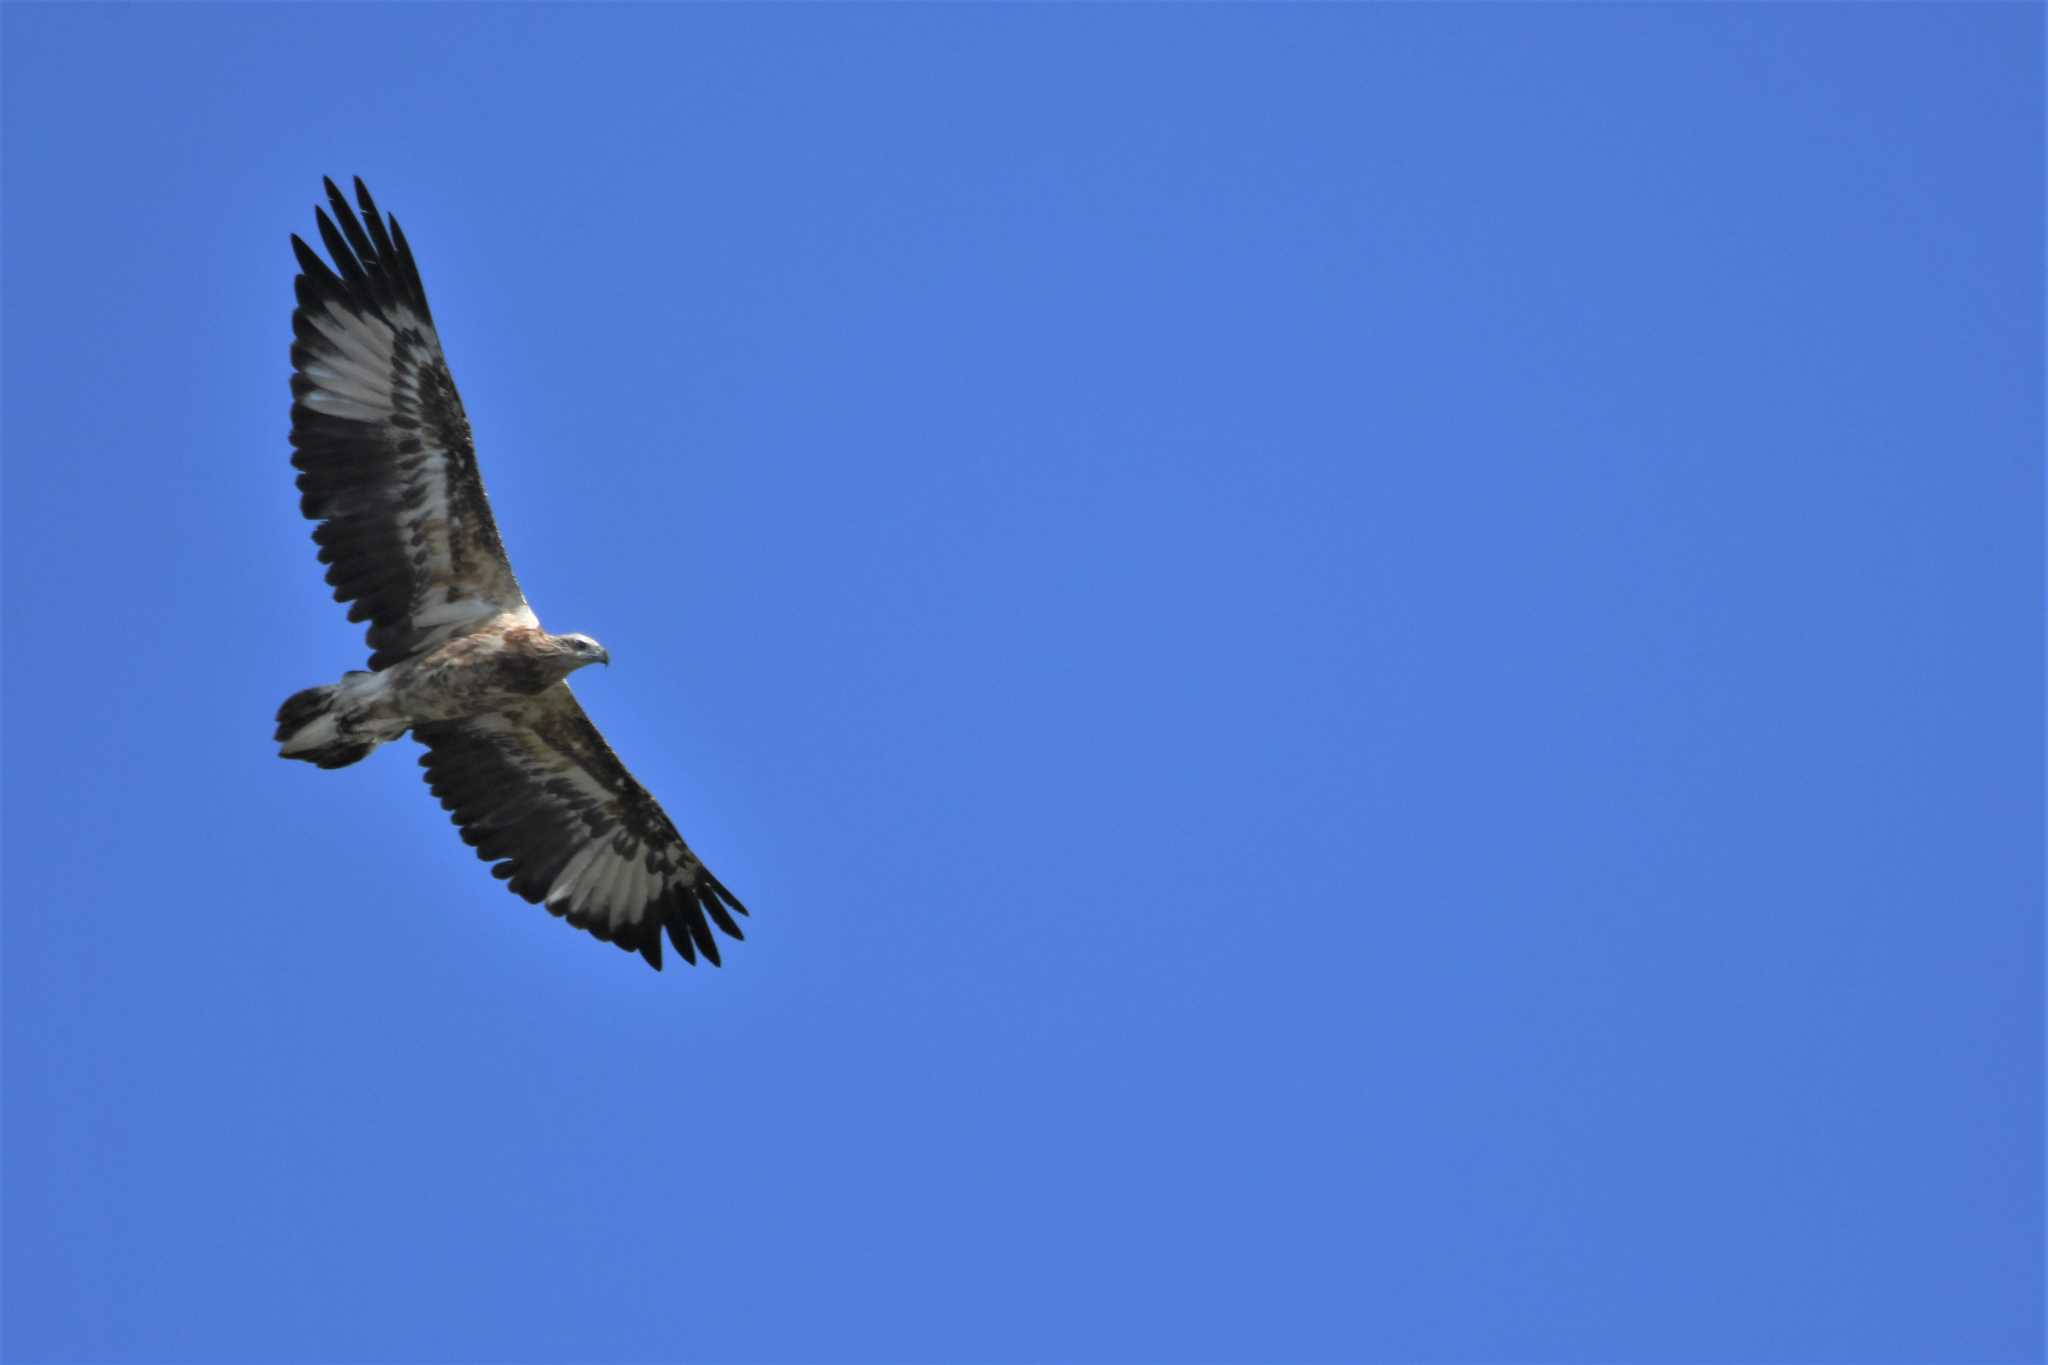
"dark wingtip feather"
701,885,744,939
386,217,432,320
314,208,367,294
665,915,699,965
323,188,383,297
356,182,399,267
688,912,722,967
711,875,750,919
290,233,333,283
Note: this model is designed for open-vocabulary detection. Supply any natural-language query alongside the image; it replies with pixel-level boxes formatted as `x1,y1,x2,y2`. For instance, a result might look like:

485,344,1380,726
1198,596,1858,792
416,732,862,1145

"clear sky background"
2,5,2040,1363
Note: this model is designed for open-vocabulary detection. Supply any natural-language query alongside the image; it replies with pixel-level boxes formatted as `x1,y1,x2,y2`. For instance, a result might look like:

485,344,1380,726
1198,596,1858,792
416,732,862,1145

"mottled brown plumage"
274,178,747,972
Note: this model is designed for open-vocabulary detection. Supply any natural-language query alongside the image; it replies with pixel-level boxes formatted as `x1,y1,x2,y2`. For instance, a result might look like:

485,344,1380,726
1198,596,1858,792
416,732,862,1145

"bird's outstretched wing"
414,686,749,970
290,177,531,670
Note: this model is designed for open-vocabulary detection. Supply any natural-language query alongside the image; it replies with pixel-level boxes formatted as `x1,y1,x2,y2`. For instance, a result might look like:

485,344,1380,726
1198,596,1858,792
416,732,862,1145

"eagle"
275,177,747,973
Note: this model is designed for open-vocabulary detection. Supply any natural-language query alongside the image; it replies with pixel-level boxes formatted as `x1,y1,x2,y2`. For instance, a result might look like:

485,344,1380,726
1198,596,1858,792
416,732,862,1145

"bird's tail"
275,681,380,769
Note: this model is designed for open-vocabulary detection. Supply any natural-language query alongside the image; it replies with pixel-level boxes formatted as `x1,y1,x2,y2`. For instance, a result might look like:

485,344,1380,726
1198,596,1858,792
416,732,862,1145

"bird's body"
275,178,746,972
277,614,601,766
390,620,588,723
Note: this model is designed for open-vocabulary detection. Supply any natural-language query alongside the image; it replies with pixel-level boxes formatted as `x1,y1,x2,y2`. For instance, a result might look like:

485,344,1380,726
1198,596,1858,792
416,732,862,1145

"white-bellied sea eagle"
275,177,747,972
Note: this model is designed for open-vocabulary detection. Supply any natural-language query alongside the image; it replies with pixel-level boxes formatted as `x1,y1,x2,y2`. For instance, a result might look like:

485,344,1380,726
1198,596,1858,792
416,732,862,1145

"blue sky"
2,5,2040,1362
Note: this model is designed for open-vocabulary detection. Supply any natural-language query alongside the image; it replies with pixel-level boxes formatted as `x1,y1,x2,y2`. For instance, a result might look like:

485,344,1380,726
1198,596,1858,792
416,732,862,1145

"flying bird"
275,177,746,972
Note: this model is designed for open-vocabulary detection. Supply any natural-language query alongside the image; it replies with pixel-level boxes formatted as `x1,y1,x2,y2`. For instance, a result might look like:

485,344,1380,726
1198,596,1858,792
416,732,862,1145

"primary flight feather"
275,176,747,972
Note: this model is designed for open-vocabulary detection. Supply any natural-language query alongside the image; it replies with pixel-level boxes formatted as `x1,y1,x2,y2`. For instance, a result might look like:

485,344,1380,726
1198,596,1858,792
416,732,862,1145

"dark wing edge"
415,686,749,971
290,176,529,670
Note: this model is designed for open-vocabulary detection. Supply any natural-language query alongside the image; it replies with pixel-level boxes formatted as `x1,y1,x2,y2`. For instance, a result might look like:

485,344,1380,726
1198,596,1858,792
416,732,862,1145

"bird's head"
553,632,611,672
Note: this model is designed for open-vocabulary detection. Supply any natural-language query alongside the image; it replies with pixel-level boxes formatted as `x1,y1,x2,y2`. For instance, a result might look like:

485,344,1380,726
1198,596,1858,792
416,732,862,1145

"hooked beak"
596,647,610,667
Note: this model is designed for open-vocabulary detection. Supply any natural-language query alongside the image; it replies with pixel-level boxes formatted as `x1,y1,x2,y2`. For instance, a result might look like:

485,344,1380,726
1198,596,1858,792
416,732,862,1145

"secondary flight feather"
275,176,747,972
